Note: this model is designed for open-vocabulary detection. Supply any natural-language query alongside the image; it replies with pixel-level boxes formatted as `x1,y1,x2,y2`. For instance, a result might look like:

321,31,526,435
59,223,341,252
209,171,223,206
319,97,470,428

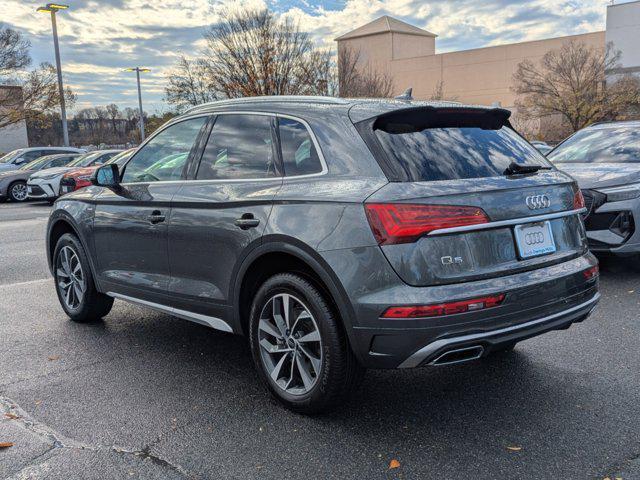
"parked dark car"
0,153,79,202
46,97,599,413
548,120,640,260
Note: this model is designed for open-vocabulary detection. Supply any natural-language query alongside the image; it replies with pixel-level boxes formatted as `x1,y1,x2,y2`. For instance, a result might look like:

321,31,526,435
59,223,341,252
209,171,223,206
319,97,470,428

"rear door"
166,113,282,321
358,107,587,287
92,116,209,303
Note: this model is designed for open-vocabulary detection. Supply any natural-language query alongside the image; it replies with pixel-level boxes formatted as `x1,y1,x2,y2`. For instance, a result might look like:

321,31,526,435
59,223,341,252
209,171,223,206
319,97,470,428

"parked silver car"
548,120,640,260
0,153,79,202
0,147,85,173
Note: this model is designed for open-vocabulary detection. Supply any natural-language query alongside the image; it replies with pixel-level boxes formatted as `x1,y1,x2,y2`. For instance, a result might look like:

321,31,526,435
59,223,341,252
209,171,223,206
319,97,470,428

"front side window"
196,114,276,180
278,118,323,176
123,117,207,183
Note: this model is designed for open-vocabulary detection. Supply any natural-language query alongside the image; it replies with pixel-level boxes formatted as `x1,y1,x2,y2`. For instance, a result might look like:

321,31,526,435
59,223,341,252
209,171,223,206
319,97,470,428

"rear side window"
372,110,549,182
196,114,276,180
278,118,323,176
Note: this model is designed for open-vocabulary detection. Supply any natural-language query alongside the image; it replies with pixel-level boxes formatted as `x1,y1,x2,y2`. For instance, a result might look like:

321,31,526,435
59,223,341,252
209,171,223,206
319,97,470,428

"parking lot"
0,200,638,480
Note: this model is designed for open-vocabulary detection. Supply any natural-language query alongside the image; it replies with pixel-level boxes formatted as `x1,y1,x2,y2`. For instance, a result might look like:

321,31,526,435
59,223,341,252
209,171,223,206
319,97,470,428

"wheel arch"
232,237,356,343
47,212,97,280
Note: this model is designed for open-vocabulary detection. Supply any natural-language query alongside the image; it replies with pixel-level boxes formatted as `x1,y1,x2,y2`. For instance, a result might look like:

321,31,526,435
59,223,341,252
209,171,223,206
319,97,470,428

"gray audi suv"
46,97,599,413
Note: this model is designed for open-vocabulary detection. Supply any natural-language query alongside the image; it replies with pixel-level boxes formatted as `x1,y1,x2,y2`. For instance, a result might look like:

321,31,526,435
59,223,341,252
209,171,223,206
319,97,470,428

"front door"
167,113,283,322
93,116,209,304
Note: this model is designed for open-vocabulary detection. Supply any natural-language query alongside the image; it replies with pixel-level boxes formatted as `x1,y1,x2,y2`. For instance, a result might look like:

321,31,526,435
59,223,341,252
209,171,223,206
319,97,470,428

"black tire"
53,233,113,322
249,273,364,414
8,181,28,202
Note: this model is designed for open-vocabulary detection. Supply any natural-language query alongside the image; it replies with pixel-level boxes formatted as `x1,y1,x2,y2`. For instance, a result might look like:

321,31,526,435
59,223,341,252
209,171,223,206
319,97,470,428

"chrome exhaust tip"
429,345,484,366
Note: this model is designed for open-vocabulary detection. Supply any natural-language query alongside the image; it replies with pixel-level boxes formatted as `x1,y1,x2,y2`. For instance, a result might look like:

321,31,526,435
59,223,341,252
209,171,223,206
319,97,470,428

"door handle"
148,210,166,224
235,214,260,230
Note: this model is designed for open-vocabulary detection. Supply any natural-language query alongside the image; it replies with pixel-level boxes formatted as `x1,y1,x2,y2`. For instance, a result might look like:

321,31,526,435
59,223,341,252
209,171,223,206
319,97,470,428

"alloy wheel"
258,293,323,396
56,246,86,310
11,183,28,201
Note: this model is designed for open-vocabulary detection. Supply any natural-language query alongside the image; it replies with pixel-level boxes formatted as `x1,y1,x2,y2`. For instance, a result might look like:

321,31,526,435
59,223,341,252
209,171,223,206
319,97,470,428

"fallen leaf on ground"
4,413,19,420
0,442,14,448
506,446,522,451
47,355,60,361
389,459,401,469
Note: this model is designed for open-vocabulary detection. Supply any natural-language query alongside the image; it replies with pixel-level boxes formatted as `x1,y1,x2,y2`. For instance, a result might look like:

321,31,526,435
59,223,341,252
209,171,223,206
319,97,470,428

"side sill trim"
398,293,599,369
427,208,586,236
107,292,234,333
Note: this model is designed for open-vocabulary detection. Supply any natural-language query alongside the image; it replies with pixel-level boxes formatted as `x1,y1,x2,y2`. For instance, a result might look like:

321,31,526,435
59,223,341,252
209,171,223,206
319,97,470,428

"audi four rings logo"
526,194,551,210
524,232,545,245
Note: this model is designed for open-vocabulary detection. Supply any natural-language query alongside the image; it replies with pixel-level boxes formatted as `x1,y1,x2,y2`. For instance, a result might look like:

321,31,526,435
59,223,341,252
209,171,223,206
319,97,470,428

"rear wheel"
53,233,113,322
8,181,28,202
249,273,364,414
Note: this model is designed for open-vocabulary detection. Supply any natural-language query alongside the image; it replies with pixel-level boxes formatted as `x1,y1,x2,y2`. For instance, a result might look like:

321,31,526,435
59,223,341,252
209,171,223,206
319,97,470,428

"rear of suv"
46,97,599,413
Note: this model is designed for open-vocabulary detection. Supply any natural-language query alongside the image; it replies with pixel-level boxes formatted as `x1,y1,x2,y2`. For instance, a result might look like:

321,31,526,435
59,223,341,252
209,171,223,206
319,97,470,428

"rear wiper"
503,162,552,175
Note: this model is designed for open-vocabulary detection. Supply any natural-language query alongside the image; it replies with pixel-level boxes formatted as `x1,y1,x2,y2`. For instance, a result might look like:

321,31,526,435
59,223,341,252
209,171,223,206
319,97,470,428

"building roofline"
334,15,437,41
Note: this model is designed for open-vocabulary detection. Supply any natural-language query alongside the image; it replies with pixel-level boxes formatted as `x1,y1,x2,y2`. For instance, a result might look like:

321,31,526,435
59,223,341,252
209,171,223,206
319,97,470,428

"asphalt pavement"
0,200,639,479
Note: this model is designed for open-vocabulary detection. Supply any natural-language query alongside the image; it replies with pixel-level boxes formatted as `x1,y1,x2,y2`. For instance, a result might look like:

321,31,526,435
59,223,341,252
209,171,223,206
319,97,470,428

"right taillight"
364,203,489,245
573,188,585,210
583,265,599,280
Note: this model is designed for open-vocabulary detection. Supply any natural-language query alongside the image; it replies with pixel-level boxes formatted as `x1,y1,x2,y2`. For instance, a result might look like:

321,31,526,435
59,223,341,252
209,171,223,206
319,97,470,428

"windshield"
0,150,21,163
67,152,104,168
19,157,51,171
375,125,550,182
548,126,640,163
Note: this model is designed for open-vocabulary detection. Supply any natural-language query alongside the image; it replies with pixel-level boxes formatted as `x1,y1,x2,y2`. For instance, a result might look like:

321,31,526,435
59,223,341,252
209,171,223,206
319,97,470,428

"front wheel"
249,273,364,414
53,233,114,322
8,181,28,202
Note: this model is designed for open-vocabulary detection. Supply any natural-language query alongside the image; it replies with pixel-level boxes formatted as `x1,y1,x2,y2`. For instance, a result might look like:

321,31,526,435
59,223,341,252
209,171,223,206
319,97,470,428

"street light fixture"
125,67,151,141
37,3,70,147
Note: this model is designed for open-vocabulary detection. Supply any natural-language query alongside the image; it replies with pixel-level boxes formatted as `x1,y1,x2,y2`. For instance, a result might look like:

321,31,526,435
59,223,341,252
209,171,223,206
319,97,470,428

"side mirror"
14,157,26,165
91,164,120,188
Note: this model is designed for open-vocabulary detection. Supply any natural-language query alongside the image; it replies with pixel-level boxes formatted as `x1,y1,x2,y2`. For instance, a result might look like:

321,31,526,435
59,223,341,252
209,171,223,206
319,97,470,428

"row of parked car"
0,147,135,203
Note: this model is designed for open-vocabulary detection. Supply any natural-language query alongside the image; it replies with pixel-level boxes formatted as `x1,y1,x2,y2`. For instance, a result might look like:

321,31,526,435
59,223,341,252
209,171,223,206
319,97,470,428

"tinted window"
123,117,207,183
548,126,640,163
49,155,76,167
278,118,323,176
375,126,549,182
21,151,43,162
196,114,276,180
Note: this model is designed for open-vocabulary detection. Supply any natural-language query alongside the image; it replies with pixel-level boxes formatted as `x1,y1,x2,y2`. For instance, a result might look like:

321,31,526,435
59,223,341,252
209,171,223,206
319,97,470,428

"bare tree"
337,46,393,98
165,56,218,112
513,41,640,132
0,27,75,130
166,8,332,103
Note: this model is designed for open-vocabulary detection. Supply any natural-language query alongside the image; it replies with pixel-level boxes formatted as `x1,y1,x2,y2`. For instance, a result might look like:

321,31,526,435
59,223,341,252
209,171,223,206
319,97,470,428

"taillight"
583,265,599,280
382,294,505,319
75,175,92,190
365,203,489,245
573,188,585,209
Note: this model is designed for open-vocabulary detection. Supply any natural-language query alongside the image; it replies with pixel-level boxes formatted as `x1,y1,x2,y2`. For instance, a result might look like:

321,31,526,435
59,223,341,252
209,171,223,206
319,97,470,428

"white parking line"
0,278,50,288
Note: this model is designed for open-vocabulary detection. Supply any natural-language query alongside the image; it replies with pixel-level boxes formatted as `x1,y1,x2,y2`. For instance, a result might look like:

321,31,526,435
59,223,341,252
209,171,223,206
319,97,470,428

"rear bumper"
398,292,598,368
321,248,599,369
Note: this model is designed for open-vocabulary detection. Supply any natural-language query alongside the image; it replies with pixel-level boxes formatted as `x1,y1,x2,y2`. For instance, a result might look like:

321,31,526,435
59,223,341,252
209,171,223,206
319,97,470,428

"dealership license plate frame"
514,220,557,259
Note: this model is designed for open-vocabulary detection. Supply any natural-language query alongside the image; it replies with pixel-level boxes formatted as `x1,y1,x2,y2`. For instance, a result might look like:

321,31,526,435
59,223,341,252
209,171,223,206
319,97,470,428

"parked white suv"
0,147,85,173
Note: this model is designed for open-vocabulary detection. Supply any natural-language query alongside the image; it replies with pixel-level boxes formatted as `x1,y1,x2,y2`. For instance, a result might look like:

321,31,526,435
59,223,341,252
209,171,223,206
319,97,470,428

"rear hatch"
354,105,587,287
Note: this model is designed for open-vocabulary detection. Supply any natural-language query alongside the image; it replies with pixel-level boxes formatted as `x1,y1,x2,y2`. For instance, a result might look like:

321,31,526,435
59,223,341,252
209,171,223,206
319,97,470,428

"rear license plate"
514,221,556,259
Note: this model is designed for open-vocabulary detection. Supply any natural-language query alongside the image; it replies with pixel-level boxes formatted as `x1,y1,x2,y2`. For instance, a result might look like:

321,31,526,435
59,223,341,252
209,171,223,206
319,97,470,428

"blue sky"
1,0,621,114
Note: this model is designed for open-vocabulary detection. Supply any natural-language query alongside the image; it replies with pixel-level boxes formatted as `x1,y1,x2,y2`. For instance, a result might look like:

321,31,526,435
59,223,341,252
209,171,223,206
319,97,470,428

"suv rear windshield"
371,109,549,182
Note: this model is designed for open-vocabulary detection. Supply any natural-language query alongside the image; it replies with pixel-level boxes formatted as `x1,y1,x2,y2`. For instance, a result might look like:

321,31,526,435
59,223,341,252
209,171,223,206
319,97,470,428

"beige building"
335,15,605,109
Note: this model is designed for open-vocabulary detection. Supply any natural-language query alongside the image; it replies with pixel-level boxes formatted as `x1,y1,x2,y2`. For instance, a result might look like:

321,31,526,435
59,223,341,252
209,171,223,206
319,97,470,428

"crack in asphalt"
0,396,190,478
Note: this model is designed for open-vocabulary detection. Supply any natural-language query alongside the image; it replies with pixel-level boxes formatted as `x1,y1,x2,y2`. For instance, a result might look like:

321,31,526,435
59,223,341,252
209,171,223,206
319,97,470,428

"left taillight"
382,294,505,319
364,203,489,245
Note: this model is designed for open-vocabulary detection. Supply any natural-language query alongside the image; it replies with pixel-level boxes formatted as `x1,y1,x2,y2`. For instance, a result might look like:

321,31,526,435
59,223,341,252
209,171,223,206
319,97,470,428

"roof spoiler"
373,105,512,133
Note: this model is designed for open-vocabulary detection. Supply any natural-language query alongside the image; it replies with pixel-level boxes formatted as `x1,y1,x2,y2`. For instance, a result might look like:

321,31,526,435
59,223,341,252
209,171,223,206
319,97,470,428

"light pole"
125,67,150,141
37,3,70,147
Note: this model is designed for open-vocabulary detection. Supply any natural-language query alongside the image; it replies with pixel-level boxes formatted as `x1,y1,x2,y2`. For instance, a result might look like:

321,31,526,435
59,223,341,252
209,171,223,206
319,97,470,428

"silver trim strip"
427,208,586,236
398,293,599,369
107,292,233,333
